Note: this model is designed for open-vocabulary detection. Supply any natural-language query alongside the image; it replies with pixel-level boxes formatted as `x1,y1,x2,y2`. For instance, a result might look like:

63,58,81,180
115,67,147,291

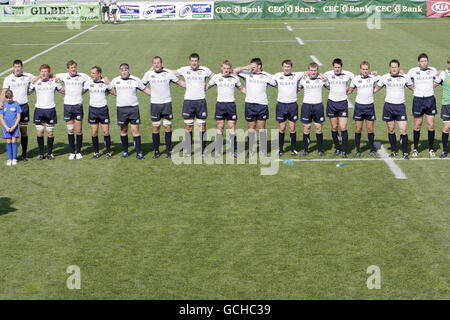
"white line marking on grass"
286,25,293,31
0,25,98,77
296,37,304,45
310,56,322,66
375,142,407,179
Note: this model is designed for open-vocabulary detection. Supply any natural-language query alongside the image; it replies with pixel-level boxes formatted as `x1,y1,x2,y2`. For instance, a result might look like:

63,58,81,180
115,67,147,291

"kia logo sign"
431,2,450,13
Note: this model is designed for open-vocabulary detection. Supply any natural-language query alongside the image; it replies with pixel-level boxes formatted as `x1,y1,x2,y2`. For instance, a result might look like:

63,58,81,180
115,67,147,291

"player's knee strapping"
184,119,194,126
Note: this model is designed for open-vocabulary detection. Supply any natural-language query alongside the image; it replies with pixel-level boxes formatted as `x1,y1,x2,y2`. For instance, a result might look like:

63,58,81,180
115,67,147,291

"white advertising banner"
117,1,214,21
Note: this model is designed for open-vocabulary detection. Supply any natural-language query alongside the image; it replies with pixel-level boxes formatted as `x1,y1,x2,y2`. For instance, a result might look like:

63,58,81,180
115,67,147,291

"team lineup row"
1,53,449,165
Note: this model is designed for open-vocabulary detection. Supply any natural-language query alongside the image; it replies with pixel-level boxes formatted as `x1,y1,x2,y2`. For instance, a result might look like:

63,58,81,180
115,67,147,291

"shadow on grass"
0,197,17,216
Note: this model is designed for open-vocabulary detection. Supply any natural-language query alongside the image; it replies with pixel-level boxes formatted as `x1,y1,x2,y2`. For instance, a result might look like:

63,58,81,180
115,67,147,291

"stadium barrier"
1,0,449,22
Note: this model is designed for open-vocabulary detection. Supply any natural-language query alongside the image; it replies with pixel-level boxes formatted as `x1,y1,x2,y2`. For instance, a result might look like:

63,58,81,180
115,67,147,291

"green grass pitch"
0,18,449,299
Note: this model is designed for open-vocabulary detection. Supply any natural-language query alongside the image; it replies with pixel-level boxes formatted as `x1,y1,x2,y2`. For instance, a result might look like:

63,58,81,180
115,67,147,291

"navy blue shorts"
64,104,83,121
276,102,298,123
353,103,376,121
19,103,30,124
151,102,173,121
326,99,348,118
441,104,450,122
88,106,110,124
412,96,437,118
33,108,57,125
102,6,109,13
383,102,407,122
111,8,117,14
182,99,207,119
245,102,268,122
215,102,237,121
300,103,325,124
117,106,141,126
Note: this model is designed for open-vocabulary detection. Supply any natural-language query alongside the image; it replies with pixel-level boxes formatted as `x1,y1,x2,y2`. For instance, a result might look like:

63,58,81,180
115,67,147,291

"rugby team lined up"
1,53,449,166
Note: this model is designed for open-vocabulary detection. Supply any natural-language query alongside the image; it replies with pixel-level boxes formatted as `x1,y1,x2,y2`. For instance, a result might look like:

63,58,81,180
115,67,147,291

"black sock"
104,135,111,153
355,133,362,152
279,132,285,153
92,136,99,153
413,129,420,150
37,136,44,155
68,133,75,154
21,135,28,157
368,133,375,152
200,131,207,153
185,131,192,155
47,137,54,155
341,130,348,153
389,133,397,152
443,132,449,153
290,132,296,152
76,134,82,153
230,133,236,152
428,130,435,150
134,136,141,155
152,133,160,153
303,133,310,152
400,134,408,154
121,135,128,153
316,133,323,152
332,130,340,150
165,131,172,152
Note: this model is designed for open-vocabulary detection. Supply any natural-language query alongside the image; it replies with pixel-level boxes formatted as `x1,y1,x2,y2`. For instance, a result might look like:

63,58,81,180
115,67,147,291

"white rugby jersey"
30,79,62,109
238,70,276,105
407,67,438,98
350,74,380,104
55,72,89,105
110,75,146,107
142,69,179,104
272,72,303,104
177,66,212,100
84,78,111,108
208,73,241,103
324,70,354,102
377,73,413,104
299,76,328,104
2,72,34,105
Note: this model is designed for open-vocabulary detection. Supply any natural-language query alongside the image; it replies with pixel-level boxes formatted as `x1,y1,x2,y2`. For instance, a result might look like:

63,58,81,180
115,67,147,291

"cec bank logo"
232,5,241,14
